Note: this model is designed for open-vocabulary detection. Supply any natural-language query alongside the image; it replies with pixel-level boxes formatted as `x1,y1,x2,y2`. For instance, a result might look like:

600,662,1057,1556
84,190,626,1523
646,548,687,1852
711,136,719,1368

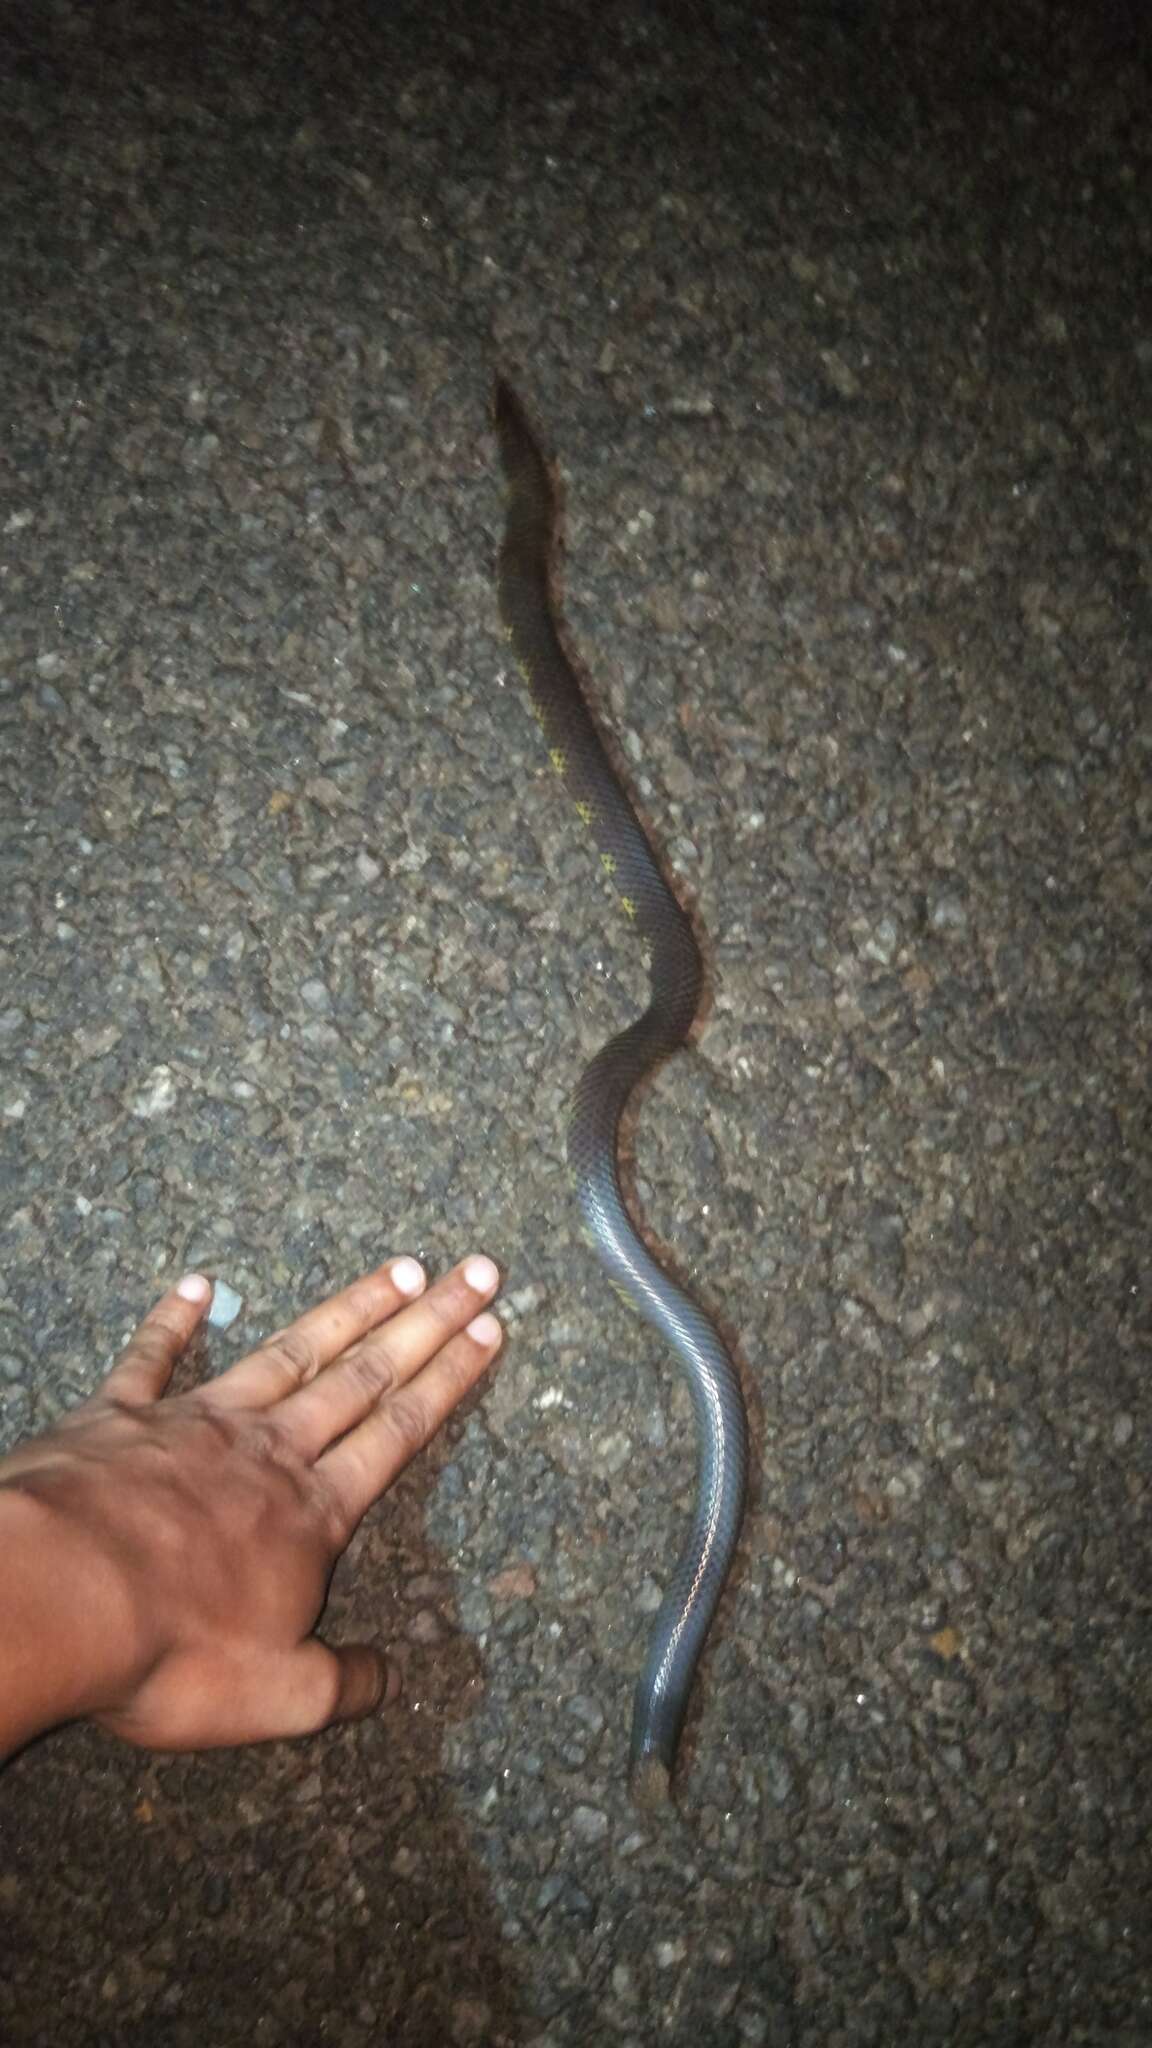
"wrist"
0,1480,146,1761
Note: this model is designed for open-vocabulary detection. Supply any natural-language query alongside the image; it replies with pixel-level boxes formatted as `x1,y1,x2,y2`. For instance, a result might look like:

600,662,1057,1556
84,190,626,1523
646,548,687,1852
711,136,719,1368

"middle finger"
274,1254,501,1461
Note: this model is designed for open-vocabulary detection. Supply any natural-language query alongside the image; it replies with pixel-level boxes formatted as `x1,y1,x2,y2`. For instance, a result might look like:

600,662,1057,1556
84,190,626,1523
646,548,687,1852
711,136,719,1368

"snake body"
493,378,749,1804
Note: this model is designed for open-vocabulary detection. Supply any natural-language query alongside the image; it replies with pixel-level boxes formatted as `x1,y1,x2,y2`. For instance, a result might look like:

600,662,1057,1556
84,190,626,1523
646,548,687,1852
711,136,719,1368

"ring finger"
317,1310,501,1532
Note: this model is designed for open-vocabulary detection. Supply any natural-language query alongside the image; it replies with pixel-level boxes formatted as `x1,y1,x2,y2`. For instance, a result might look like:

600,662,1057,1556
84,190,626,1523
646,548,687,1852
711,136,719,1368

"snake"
493,377,750,1804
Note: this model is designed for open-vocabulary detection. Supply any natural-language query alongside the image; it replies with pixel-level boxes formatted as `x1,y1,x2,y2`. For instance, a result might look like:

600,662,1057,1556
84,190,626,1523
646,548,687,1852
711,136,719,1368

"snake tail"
493,376,750,1802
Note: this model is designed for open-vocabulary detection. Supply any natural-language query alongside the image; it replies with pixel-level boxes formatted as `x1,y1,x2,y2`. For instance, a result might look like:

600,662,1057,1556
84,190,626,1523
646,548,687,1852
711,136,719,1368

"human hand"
0,1255,501,1758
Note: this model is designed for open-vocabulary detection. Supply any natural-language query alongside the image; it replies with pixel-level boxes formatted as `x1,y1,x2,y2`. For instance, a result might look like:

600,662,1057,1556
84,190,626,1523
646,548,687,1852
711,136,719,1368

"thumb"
282,1638,398,1733
117,1640,400,1748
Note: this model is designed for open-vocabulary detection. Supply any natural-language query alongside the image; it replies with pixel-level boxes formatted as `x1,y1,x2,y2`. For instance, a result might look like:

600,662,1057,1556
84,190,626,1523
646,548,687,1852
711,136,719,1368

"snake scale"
493,378,750,1805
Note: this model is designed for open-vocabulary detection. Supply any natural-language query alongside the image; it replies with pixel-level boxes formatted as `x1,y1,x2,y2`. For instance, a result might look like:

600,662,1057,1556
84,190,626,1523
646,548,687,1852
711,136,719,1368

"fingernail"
176,1273,212,1303
463,1255,499,1294
391,1257,425,1297
382,1658,403,1705
466,1310,501,1347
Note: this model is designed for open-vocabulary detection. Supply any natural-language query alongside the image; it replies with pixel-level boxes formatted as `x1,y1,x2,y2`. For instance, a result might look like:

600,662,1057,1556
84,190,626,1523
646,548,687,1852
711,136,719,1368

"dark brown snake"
493,379,749,1803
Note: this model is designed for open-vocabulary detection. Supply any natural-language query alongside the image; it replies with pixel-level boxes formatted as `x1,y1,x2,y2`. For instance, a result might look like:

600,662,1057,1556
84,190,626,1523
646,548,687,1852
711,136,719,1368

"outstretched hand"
0,1255,501,1757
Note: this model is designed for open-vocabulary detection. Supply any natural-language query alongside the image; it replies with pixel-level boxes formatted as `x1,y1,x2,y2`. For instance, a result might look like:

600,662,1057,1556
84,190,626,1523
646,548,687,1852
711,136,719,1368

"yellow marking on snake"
620,895,638,920
549,747,567,776
575,800,593,825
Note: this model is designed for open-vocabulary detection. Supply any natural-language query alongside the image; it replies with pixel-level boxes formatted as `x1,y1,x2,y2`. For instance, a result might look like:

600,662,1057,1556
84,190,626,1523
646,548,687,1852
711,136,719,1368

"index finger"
208,1258,427,1412
100,1274,215,1407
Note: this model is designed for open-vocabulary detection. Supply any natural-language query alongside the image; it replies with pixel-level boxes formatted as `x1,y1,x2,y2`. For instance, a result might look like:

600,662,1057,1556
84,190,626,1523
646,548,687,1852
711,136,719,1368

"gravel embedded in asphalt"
1,2,1150,2042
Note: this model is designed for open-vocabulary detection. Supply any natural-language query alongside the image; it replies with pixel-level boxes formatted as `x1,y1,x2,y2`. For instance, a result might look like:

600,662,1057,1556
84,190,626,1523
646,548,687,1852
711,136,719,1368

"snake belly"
493,377,749,1804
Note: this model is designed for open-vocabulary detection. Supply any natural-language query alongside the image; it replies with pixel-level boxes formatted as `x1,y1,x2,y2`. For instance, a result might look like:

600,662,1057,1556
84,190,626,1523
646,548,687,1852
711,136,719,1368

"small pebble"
207,1279,244,1331
569,1805,609,1844
300,978,332,1014
566,1694,606,1734
929,890,970,934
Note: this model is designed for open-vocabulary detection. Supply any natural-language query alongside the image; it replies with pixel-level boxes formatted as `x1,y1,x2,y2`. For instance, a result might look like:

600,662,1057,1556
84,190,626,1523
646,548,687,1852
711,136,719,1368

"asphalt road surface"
1,2,1149,2042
